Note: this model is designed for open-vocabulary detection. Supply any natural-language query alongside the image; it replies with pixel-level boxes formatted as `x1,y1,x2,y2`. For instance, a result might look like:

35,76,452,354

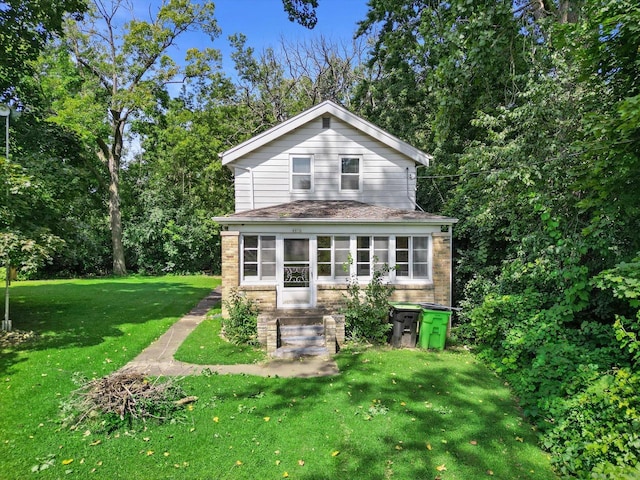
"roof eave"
213,216,459,225
219,100,432,167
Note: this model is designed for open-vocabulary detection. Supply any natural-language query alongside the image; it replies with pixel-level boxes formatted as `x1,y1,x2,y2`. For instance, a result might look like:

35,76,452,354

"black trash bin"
389,303,421,348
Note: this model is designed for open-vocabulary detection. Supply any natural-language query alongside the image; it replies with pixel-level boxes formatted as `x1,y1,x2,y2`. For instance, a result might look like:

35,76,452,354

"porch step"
272,345,330,359
280,324,324,337
275,323,328,358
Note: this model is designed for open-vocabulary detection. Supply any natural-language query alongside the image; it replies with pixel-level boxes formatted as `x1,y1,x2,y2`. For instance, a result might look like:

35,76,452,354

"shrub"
341,264,394,344
222,288,259,345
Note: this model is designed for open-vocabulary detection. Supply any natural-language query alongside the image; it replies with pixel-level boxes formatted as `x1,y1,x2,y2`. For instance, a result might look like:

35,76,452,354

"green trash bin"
418,307,451,350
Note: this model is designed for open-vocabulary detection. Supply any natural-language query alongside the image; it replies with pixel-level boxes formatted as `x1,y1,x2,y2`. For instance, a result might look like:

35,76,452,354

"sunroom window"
395,236,430,279
242,235,276,281
317,235,350,278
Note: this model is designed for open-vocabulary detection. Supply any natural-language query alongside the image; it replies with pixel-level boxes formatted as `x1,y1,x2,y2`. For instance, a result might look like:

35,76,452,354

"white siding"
232,116,418,212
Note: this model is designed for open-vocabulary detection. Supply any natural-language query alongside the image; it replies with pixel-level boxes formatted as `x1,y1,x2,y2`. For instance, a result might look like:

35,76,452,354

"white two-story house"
214,101,457,352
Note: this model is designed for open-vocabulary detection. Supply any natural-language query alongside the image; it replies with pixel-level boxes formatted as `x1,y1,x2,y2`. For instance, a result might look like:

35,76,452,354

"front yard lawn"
0,277,556,479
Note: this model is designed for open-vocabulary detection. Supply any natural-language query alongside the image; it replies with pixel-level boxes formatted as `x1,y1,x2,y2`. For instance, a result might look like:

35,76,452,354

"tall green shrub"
341,264,394,344
222,289,258,345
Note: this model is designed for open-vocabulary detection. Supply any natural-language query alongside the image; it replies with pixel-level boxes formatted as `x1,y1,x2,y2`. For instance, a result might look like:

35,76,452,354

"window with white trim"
317,235,350,278
356,236,371,276
395,236,430,279
314,235,431,282
290,155,313,191
357,236,390,277
242,235,276,281
340,156,361,191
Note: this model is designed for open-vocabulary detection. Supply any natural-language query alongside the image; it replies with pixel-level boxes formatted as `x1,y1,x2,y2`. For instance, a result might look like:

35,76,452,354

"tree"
123,80,238,274
54,0,220,275
281,0,319,28
0,0,87,102
230,33,365,130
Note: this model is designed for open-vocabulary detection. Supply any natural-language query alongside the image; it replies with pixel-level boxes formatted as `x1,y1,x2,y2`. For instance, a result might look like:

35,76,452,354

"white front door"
278,237,314,308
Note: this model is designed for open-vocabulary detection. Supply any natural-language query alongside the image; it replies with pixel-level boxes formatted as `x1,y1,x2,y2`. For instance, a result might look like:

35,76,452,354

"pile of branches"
63,372,196,430
0,329,39,348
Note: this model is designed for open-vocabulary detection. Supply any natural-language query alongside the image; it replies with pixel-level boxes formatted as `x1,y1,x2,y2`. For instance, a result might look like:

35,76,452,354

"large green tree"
51,0,220,275
123,77,238,274
0,0,87,102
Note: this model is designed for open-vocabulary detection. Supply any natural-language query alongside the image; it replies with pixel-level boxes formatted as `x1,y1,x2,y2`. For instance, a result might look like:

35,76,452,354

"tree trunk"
109,113,127,276
98,112,127,276
108,150,126,276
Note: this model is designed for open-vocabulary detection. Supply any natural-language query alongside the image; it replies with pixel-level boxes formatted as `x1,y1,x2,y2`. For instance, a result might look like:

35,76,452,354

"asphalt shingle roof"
216,201,457,224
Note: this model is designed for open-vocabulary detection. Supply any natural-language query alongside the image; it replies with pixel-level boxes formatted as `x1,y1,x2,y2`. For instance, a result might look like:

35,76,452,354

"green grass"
0,277,557,479
174,304,266,365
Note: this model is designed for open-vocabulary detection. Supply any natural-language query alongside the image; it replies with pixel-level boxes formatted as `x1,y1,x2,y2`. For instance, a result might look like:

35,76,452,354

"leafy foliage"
341,263,394,344
223,288,259,346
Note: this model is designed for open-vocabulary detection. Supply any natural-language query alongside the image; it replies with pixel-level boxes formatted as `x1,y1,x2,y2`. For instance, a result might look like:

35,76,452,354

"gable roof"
219,100,432,167
215,200,457,225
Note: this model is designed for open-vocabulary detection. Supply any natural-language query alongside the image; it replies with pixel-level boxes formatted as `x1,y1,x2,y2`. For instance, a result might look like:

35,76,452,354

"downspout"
233,165,254,210
406,167,424,212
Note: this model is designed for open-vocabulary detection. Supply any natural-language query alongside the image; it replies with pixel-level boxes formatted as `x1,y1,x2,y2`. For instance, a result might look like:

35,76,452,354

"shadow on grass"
239,349,552,479
0,280,213,376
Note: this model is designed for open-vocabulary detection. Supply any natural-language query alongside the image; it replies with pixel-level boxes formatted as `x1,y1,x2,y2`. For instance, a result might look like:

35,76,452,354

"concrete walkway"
119,288,340,378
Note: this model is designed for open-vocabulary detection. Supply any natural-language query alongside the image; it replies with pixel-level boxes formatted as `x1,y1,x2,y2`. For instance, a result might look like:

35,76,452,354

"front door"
278,238,313,308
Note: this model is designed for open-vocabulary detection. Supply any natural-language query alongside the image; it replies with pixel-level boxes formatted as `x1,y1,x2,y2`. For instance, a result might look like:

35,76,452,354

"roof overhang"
219,100,432,167
213,201,458,227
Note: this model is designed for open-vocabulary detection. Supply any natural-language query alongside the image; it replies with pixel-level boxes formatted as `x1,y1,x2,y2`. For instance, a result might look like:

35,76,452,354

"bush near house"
222,288,259,345
342,264,394,344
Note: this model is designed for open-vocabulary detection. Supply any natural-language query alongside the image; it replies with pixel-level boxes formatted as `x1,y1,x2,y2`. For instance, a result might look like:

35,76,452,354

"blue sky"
191,0,371,75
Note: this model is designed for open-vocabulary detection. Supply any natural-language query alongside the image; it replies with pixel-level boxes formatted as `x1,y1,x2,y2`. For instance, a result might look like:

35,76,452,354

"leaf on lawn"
298,459,305,466
331,450,340,457
426,443,432,450
264,417,270,422
283,472,289,478
62,459,73,465
470,440,478,445
146,450,154,456
275,460,281,466
487,470,494,475
235,460,242,466
400,401,406,406
143,437,150,442
89,439,101,446
515,436,524,442
213,417,219,423
395,445,403,450
164,452,170,457
436,464,447,472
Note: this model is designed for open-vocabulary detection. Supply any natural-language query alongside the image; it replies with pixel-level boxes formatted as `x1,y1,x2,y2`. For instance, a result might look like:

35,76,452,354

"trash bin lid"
418,302,451,311
389,302,422,311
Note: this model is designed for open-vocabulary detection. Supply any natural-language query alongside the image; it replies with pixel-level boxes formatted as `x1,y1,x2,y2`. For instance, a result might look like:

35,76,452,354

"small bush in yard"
223,288,259,345
342,263,394,344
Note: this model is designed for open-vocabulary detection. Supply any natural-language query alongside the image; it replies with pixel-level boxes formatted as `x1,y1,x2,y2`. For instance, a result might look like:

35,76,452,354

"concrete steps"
273,323,329,359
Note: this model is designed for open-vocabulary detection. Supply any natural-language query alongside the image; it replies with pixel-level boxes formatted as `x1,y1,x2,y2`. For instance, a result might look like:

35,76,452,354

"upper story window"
340,156,361,191
290,155,313,192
